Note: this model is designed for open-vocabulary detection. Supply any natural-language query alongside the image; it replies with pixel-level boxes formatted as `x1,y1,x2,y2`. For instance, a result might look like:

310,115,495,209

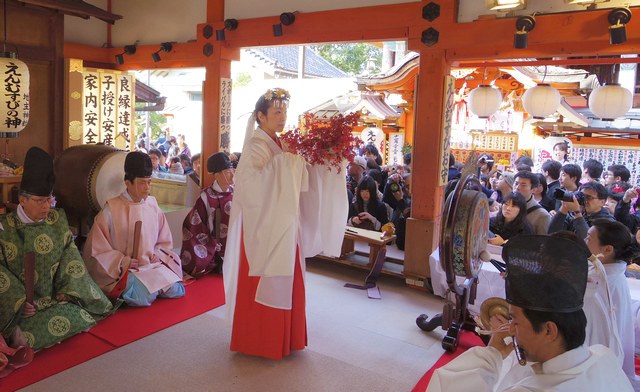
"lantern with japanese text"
360,127,385,161
0,53,29,137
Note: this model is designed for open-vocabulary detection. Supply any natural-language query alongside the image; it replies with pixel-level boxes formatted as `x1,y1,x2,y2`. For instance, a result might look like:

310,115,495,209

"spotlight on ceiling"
216,18,239,42
485,0,527,11
280,12,297,25
514,15,535,49
151,42,173,63
608,7,632,45
115,44,136,65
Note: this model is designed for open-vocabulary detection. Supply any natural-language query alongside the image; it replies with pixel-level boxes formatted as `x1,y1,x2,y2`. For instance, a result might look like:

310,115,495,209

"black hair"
490,192,531,239
479,154,494,171
364,144,383,166
355,176,380,213
179,154,192,168
514,170,539,188
561,164,582,188
535,173,547,199
542,160,562,180
148,148,162,159
516,164,532,172
607,164,631,183
514,155,534,167
590,219,640,263
404,152,412,166
366,168,383,185
191,153,201,163
449,153,455,168
583,158,604,179
579,181,607,200
253,89,289,127
523,308,586,352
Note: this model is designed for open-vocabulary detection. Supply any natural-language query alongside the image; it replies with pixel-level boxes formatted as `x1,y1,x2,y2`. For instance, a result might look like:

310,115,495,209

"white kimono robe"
83,192,183,295
223,127,346,316
426,344,632,392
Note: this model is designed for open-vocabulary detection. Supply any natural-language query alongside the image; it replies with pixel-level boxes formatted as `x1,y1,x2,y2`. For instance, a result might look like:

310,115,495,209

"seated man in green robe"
0,147,116,352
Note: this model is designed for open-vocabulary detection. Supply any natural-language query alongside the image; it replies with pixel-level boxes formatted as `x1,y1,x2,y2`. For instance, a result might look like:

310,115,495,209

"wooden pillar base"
403,217,439,282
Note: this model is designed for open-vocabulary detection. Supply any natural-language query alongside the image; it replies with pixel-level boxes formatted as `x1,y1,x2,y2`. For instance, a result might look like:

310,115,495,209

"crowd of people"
435,140,640,390
5,92,640,389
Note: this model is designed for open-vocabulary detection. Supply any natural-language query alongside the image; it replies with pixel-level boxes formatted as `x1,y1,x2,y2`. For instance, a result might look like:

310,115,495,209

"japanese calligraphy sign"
75,62,134,149
360,127,385,162
115,74,133,150
388,132,404,166
439,75,455,186
0,58,30,134
219,78,232,152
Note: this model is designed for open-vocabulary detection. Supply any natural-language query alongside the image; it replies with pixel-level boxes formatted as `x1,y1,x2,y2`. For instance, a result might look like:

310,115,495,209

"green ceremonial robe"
0,208,115,351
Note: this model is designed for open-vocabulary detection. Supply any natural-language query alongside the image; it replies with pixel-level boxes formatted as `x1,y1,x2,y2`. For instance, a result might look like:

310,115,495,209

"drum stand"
416,276,479,351
415,175,485,352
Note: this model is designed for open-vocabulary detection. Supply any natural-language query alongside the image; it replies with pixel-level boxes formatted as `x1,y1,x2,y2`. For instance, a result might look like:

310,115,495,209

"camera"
390,183,402,193
553,188,585,205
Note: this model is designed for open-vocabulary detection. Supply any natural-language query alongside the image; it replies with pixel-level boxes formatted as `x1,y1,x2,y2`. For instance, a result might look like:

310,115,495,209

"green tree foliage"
312,43,382,76
135,107,167,142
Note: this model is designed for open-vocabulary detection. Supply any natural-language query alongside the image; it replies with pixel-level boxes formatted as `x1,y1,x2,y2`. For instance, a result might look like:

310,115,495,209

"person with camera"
513,171,551,235
548,182,614,241
348,176,389,232
613,187,640,235
389,174,411,250
554,163,582,212
383,170,407,210
541,160,562,212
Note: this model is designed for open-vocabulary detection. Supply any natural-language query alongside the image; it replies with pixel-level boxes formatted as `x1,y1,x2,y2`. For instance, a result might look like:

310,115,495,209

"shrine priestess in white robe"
223,126,347,317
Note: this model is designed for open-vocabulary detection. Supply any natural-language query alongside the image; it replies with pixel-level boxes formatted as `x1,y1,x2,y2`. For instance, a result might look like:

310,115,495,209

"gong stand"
416,175,486,352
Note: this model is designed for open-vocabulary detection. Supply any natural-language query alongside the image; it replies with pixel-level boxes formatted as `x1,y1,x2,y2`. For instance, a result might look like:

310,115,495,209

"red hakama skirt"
230,239,307,360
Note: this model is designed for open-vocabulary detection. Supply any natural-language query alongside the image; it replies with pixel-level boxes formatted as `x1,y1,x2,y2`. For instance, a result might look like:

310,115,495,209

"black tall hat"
124,151,153,179
207,152,232,173
502,235,590,313
20,147,54,196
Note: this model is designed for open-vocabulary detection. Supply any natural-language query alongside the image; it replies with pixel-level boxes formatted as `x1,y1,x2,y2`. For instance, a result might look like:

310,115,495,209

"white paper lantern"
0,56,30,135
588,83,632,121
522,83,561,119
468,85,502,119
360,127,386,159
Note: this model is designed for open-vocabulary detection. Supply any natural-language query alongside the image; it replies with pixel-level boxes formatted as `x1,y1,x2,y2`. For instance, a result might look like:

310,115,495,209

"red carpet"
412,331,485,392
0,274,224,391
1,333,115,391
88,274,225,346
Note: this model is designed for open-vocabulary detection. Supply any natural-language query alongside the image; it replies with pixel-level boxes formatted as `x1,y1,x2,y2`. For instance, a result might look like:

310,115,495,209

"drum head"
92,151,127,209
440,179,489,279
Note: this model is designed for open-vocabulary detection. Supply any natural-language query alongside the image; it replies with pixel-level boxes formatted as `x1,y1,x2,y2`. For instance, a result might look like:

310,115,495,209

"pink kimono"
83,192,183,296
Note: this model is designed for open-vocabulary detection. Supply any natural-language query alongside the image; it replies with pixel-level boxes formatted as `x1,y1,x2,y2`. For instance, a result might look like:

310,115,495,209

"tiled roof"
246,46,349,78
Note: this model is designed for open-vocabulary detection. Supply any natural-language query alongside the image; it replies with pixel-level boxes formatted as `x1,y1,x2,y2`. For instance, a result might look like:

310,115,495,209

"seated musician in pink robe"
180,152,234,278
83,151,184,306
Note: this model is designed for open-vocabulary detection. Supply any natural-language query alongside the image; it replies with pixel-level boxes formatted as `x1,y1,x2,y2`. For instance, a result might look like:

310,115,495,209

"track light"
514,15,535,49
115,44,136,65
280,12,297,25
151,42,173,63
273,11,297,37
216,18,239,42
608,8,631,45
